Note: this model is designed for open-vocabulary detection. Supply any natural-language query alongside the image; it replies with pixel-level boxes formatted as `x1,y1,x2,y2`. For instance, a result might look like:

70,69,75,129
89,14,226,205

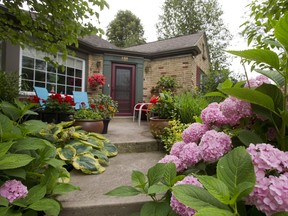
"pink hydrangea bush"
244,75,271,88
170,176,203,216
182,123,209,143
199,130,232,162
0,179,28,203
246,144,288,215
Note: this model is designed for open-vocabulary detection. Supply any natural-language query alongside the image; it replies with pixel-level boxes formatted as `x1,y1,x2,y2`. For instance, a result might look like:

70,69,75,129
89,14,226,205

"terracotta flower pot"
149,117,170,138
73,119,104,133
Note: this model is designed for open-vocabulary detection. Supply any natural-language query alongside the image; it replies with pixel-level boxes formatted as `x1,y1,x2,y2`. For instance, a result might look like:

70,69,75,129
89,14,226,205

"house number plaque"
121,56,128,61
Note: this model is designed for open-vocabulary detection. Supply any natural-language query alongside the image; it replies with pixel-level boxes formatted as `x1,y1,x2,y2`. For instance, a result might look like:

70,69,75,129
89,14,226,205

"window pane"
58,85,65,94
22,56,34,68
22,68,34,80
35,82,45,88
47,73,57,83
35,70,46,82
75,78,82,87
67,87,73,95
47,63,56,72
22,80,33,91
75,69,82,78
36,59,46,71
67,67,74,76
58,75,66,85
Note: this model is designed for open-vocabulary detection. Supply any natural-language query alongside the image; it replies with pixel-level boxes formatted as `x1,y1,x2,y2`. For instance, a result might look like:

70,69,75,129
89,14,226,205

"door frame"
111,63,136,116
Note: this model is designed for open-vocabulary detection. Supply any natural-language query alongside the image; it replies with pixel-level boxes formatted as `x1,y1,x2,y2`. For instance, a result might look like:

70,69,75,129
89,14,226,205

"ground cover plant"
105,12,288,216
0,100,79,215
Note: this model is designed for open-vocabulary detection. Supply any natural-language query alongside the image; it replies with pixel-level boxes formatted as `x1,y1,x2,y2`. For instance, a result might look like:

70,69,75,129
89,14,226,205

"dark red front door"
111,64,136,116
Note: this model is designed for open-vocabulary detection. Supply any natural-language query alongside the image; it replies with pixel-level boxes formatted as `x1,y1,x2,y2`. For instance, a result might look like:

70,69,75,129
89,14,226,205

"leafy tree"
241,0,288,49
0,0,108,59
106,10,146,48
156,0,232,71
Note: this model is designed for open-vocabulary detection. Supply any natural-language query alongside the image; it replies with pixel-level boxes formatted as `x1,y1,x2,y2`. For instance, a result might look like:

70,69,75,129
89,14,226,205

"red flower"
90,104,96,109
88,73,107,88
150,96,158,104
99,105,105,111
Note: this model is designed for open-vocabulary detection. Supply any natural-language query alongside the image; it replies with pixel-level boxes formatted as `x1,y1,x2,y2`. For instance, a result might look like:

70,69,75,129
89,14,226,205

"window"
196,66,206,91
21,47,85,95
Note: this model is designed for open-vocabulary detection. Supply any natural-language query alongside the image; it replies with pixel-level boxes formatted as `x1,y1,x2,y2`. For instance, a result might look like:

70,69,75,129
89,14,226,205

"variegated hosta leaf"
57,167,71,184
57,145,76,161
71,143,93,154
79,138,104,149
91,149,109,166
72,153,105,174
88,132,107,140
103,140,118,157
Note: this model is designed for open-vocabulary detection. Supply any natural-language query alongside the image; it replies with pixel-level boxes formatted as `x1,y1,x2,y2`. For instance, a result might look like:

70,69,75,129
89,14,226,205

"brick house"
0,31,210,116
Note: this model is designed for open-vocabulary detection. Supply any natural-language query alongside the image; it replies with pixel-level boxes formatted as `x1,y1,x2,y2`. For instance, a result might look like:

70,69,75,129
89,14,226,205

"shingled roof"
78,32,204,59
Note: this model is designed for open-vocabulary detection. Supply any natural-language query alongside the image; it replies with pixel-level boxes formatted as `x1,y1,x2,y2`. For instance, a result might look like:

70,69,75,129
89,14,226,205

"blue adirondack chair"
33,86,49,107
72,91,89,109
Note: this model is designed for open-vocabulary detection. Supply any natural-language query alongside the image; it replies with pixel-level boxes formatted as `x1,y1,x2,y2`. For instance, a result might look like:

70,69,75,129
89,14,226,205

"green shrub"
160,120,189,152
0,71,20,103
175,91,209,124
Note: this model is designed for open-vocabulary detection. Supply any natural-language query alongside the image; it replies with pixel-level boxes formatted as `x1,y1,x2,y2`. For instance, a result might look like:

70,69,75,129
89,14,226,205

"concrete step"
59,151,166,216
104,117,163,153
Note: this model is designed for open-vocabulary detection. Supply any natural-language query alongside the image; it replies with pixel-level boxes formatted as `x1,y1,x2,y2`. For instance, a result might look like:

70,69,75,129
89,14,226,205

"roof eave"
78,40,201,59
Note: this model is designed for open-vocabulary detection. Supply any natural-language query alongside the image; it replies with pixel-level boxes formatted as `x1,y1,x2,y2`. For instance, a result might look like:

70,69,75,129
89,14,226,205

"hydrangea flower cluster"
170,176,203,216
182,123,209,143
0,179,28,203
199,130,232,162
219,96,253,126
244,75,271,88
159,127,232,172
246,144,288,215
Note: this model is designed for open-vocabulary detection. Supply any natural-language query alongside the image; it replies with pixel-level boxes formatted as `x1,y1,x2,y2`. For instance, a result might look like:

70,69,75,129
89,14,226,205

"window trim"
19,47,86,96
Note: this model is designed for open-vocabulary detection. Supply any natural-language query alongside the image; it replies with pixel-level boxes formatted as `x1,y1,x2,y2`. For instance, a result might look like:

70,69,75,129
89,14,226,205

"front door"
111,64,136,116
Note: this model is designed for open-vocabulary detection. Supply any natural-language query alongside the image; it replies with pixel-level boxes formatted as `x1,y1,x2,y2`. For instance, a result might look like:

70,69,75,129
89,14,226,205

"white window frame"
19,47,86,95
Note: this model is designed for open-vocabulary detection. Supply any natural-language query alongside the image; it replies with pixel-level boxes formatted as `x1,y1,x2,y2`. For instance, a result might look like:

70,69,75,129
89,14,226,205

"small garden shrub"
160,120,189,152
175,91,209,124
0,71,20,103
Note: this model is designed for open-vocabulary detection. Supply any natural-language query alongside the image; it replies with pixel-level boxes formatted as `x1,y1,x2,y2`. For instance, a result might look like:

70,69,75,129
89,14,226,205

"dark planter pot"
39,111,74,124
149,117,170,138
102,118,111,134
73,119,104,133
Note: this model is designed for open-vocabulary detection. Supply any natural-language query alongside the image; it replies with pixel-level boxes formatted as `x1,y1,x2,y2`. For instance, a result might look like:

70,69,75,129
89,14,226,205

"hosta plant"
34,121,118,174
0,100,79,216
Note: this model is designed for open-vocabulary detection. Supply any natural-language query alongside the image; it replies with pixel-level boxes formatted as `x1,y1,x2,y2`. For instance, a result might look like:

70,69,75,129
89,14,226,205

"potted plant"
88,73,106,92
90,94,118,134
34,93,75,123
73,103,104,133
149,91,177,138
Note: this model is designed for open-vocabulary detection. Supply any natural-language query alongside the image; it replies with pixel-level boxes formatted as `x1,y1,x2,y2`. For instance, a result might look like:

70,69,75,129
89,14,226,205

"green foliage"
160,120,189,152
0,71,20,103
172,147,255,215
90,93,118,118
34,121,118,174
225,12,288,151
156,0,232,70
156,76,178,90
106,10,146,48
106,162,184,216
241,0,288,49
0,100,79,215
175,91,209,124
74,107,102,120
151,91,177,119
0,0,108,59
